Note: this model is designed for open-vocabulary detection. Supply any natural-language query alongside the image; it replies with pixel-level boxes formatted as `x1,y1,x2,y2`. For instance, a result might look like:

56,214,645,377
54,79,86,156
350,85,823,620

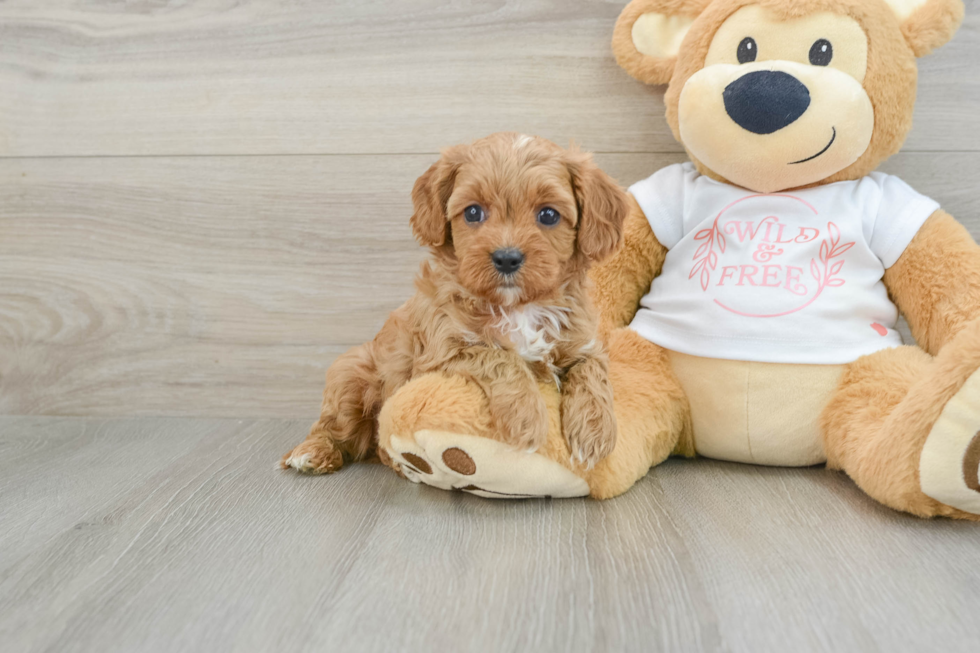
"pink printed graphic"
689,194,818,291
690,216,727,291
714,221,853,318
688,193,855,319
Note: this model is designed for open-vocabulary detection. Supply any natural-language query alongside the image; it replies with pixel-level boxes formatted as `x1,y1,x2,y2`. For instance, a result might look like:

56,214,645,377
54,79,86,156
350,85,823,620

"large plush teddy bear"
377,0,980,520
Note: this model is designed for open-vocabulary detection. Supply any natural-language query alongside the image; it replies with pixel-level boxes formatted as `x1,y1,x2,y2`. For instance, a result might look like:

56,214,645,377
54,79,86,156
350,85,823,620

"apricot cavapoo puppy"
281,132,629,474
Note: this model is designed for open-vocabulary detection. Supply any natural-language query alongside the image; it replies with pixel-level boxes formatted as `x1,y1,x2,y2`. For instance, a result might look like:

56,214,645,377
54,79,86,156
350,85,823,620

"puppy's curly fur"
281,132,629,474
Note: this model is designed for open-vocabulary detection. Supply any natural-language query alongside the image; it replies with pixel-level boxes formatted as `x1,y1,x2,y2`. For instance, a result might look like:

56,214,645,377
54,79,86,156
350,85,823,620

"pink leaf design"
717,231,727,253
810,259,821,281
831,242,855,257
689,259,706,279
691,218,724,291
826,278,845,287
828,222,841,246
819,241,829,263
830,260,845,275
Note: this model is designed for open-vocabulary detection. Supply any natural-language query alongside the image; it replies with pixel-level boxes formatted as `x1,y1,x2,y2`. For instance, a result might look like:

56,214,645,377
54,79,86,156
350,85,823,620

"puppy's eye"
737,37,757,64
809,39,833,66
463,204,486,224
536,207,560,227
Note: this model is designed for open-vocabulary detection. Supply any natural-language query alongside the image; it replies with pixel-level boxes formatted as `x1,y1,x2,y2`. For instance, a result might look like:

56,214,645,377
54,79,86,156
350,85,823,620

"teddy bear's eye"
809,39,833,66
737,37,757,64
464,204,486,224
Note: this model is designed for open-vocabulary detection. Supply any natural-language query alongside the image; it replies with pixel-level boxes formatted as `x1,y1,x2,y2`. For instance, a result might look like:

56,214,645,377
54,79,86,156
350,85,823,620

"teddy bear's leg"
377,327,691,499
821,326,980,520
582,327,693,499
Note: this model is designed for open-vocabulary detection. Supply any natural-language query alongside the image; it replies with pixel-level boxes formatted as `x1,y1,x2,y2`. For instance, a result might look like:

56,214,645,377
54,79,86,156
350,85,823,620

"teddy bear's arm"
884,210,980,355
439,345,550,451
588,195,667,334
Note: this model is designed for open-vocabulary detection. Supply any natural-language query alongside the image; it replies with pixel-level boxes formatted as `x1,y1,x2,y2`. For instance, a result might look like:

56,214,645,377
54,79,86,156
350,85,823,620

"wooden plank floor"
2,416,979,653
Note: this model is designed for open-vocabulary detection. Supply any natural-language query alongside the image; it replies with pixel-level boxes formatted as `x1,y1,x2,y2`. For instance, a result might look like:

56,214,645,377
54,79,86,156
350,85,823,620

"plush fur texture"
282,133,629,473
821,319,980,520
901,0,965,56
883,211,980,355
590,197,667,335
369,0,980,519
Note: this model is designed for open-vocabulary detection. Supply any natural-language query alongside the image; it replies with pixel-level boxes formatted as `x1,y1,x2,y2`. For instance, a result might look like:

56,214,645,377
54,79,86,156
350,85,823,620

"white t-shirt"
629,163,940,364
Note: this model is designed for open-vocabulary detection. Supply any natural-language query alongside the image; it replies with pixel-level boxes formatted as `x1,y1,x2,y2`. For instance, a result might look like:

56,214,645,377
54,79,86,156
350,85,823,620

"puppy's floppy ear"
612,0,709,86
410,147,463,247
883,0,964,57
566,152,629,263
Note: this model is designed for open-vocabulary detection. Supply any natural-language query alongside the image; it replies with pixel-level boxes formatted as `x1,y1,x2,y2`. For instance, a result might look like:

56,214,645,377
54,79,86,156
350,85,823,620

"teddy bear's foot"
280,438,344,475
920,368,980,515
383,429,589,499
377,372,590,499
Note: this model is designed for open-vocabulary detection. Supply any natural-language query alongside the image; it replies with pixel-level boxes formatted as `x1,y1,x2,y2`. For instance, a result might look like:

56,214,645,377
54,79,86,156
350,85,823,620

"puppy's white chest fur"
492,304,570,363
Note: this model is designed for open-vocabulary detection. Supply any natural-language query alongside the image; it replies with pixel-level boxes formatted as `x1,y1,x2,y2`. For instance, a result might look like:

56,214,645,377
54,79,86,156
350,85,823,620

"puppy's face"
446,141,579,306
411,133,628,306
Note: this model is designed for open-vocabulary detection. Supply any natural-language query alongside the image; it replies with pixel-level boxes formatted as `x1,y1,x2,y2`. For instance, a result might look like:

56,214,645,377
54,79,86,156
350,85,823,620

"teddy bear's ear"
410,147,464,248
883,0,964,57
612,0,709,85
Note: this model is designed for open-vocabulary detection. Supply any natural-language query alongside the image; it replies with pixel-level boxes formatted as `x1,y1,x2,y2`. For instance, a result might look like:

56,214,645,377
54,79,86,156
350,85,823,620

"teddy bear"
375,0,980,520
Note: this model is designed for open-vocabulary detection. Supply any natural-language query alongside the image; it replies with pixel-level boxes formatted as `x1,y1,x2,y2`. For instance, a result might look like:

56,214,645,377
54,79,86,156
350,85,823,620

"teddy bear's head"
613,0,963,193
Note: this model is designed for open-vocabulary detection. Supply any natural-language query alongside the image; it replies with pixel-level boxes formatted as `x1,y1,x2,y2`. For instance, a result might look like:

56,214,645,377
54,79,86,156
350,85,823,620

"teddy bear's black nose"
492,248,524,275
723,70,811,135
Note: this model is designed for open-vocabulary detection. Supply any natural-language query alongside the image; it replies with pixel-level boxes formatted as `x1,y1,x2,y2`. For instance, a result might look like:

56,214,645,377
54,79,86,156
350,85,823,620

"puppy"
281,132,629,474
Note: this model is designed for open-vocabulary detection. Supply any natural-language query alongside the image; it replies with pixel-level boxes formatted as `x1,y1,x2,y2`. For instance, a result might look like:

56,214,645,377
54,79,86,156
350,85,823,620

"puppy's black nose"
723,71,811,135
492,248,525,275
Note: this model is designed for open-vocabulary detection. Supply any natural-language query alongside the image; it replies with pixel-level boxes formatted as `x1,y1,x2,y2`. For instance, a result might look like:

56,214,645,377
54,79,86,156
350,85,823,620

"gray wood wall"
2,0,978,418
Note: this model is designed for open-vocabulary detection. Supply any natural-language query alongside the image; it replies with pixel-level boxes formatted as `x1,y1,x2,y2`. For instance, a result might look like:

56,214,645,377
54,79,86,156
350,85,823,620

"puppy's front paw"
561,386,617,469
280,439,344,474
492,393,550,452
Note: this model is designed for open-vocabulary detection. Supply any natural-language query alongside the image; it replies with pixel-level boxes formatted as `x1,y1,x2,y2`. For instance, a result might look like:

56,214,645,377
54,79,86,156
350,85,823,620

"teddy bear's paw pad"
384,430,588,499
920,368,980,515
